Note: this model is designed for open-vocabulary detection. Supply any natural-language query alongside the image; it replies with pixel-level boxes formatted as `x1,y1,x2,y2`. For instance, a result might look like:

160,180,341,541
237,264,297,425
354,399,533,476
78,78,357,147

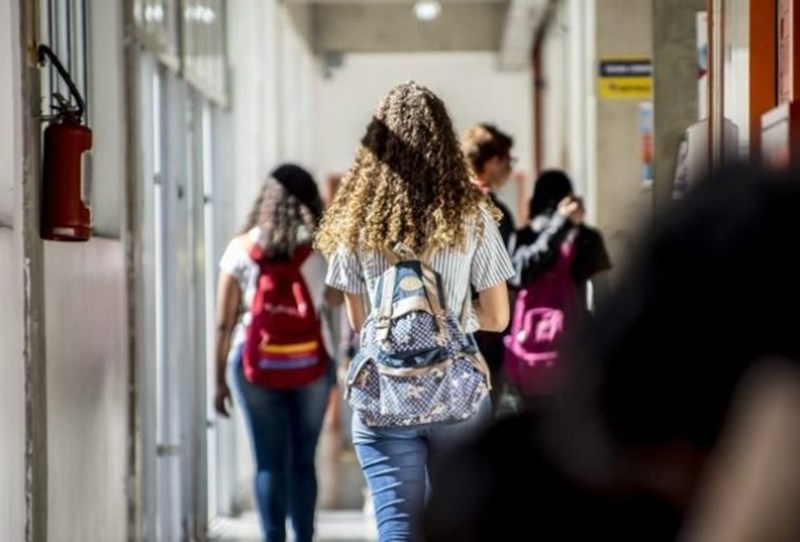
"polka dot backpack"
344,243,490,427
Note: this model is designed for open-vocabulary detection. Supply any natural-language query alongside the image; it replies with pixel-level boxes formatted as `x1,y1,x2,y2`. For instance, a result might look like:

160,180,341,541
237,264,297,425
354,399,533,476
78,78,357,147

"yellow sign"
598,58,653,99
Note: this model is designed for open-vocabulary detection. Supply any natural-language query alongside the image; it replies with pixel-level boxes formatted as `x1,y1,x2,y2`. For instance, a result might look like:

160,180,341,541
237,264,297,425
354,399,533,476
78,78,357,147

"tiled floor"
210,429,377,541
208,510,376,542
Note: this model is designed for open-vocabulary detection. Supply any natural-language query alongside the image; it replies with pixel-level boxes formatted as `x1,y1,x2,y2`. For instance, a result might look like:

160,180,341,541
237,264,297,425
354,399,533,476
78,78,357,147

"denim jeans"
228,344,332,542
352,398,492,541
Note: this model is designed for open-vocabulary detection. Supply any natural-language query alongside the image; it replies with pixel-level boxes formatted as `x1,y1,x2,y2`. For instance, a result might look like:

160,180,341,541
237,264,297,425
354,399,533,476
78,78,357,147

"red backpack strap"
248,241,313,269
248,240,265,263
292,243,314,266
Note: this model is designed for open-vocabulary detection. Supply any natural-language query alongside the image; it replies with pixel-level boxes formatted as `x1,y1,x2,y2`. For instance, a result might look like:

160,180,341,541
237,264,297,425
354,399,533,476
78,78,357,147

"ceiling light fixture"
414,1,442,22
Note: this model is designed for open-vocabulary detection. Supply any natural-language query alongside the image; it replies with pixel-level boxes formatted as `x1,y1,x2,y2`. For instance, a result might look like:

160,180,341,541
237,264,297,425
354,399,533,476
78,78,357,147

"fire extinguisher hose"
37,44,85,121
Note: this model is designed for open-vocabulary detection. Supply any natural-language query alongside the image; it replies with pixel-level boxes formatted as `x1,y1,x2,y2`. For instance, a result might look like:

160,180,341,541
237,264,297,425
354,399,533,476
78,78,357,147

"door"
137,53,211,541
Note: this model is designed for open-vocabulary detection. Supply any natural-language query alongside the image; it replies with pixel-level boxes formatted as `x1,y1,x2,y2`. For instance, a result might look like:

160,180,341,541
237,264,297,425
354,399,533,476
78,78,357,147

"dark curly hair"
315,81,498,256
241,174,319,257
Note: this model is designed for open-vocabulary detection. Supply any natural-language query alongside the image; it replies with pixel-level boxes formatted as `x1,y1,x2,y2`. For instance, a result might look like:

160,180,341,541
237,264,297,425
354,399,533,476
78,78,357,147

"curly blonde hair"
315,81,497,256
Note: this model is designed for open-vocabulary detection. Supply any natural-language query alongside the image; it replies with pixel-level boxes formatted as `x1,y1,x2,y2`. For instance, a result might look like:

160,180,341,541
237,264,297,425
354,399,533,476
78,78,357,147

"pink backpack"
503,243,580,395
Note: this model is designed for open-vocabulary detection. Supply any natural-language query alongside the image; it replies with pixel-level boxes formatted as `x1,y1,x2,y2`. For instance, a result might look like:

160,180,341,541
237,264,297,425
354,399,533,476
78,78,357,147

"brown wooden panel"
777,0,800,103
751,0,778,156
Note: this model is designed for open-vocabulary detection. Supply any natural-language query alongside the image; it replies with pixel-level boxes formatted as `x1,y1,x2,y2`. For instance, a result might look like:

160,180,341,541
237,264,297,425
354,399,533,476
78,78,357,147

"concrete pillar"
594,0,653,274
652,0,706,217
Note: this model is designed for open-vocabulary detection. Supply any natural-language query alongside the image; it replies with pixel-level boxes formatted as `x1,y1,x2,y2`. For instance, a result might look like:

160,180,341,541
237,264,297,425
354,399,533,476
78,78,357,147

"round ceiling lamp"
414,1,443,22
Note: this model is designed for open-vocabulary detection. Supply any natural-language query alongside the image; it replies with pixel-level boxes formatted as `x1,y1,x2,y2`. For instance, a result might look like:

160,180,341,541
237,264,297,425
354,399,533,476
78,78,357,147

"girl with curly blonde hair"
318,82,515,541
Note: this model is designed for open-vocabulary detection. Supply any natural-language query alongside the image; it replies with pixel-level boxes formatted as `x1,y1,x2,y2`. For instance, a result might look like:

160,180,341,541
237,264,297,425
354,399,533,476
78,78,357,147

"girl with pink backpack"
504,170,611,407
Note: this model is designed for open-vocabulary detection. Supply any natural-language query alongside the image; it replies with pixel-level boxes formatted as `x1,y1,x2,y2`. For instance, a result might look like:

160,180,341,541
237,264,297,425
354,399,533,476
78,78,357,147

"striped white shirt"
324,207,515,333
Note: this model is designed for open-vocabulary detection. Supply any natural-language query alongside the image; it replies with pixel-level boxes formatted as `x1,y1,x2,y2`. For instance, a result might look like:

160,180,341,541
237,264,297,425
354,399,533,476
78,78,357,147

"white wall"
43,1,129,539
229,0,279,232
280,5,317,167
1,1,127,539
0,0,26,538
0,231,24,542
89,0,125,237
540,20,568,173
229,1,320,223
44,240,128,541
313,52,534,221
0,0,18,225
539,0,597,216
226,0,322,509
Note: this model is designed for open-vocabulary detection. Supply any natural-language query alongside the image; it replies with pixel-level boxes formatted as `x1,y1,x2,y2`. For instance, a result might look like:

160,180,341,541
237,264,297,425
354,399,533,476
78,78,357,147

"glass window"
133,0,181,68
182,0,228,106
46,0,90,119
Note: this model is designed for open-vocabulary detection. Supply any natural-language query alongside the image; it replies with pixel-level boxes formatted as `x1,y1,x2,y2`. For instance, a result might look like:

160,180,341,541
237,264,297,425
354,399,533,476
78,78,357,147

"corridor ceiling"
284,0,544,64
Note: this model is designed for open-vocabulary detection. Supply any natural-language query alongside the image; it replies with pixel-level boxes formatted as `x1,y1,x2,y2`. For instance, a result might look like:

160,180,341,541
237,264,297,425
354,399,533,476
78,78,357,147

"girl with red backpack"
213,164,334,542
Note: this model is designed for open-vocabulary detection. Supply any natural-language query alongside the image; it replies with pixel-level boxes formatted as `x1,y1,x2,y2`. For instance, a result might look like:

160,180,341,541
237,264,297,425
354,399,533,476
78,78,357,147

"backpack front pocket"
346,354,489,427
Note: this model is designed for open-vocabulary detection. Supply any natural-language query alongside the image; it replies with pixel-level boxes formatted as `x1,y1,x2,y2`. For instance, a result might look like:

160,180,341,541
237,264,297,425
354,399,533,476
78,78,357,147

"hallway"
1,0,793,540
210,434,375,542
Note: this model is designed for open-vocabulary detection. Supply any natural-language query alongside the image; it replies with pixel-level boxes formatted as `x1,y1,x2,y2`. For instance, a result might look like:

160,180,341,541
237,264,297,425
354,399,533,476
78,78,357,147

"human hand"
214,382,232,417
571,196,585,225
557,196,583,225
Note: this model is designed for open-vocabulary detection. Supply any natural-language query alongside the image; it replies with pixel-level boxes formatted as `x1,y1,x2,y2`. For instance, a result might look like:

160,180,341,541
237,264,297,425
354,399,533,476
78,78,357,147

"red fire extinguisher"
39,45,93,242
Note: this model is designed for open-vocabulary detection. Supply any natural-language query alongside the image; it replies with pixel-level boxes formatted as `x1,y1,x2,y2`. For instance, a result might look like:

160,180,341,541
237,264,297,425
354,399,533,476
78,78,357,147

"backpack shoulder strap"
292,243,314,266
249,244,271,270
383,242,436,265
382,248,400,266
420,261,445,313
459,293,471,330
375,264,397,342
419,245,437,266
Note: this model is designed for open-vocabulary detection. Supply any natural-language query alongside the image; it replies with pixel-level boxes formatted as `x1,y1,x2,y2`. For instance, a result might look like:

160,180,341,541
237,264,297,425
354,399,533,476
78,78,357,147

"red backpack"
503,243,580,395
243,243,328,389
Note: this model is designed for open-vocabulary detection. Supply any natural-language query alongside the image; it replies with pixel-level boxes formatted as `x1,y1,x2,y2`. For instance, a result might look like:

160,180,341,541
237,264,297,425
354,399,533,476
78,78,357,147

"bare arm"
214,271,241,417
324,285,345,307
473,282,510,332
344,292,367,332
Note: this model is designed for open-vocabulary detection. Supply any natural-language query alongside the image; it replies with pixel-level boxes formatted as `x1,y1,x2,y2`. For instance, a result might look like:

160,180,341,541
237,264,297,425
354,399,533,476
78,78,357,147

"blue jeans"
229,344,332,542
352,398,492,541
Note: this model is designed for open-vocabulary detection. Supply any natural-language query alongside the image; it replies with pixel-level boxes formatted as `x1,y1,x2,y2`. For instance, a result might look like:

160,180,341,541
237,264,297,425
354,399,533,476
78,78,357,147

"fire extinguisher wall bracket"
38,44,93,242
